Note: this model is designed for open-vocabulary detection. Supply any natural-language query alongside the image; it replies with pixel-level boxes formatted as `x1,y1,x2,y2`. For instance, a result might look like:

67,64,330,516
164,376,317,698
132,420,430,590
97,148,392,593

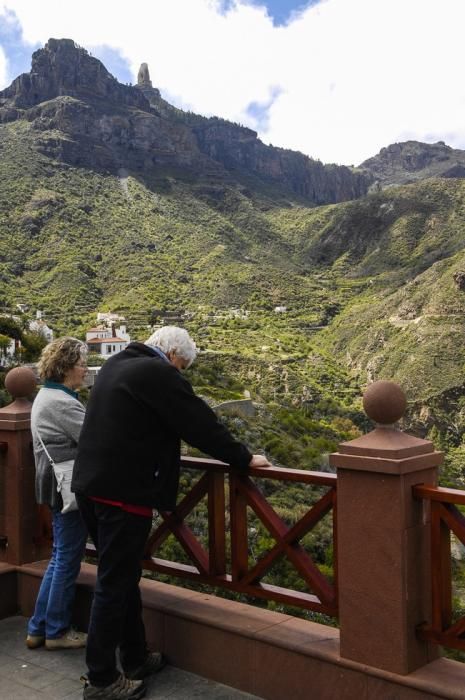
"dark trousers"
77,495,152,686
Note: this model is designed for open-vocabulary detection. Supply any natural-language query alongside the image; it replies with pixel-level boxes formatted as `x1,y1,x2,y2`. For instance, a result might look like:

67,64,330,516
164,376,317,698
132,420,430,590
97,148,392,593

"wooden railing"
413,484,465,651
87,457,338,616
4,369,448,675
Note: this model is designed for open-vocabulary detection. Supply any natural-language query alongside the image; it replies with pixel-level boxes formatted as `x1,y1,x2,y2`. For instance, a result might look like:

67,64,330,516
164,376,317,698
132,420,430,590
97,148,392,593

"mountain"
0,38,370,206
360,140,465,187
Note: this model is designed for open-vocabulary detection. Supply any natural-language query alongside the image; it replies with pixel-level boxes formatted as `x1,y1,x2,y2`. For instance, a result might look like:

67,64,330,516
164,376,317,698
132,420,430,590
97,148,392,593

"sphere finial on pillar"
363,380,406,425
5,367,37,399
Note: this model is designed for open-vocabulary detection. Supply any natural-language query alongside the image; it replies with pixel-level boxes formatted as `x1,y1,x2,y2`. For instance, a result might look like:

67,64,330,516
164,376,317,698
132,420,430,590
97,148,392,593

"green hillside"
0,120,308,318
3,119,465,445
300,180,465,459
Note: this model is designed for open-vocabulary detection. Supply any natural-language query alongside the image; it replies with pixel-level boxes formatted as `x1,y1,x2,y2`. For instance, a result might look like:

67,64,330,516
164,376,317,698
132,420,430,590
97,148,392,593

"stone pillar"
0,367,50,565
330,380,441,675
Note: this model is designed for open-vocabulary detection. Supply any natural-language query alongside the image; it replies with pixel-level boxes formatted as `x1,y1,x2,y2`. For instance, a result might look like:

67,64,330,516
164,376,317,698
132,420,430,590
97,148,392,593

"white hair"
145,326,197,367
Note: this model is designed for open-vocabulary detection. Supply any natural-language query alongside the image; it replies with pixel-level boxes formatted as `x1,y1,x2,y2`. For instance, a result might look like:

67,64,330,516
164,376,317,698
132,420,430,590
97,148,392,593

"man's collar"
145,344,170,363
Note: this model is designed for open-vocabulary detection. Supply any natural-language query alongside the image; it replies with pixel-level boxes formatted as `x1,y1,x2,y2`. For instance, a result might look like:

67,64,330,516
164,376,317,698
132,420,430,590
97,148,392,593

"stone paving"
0,617,262,699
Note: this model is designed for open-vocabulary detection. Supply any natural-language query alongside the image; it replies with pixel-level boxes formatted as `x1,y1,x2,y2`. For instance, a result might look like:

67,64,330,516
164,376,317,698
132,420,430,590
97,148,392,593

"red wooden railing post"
330,380,442,674
208,472,226,576
229,473,249,582
0,367,51,565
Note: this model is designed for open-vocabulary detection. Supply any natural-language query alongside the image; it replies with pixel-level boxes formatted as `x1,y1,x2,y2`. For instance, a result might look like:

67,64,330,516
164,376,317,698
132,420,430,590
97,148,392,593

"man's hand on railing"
249,454,272,467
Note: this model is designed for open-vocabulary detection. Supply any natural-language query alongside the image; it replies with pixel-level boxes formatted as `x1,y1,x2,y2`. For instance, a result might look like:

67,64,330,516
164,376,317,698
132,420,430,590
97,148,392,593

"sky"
0,0,465,166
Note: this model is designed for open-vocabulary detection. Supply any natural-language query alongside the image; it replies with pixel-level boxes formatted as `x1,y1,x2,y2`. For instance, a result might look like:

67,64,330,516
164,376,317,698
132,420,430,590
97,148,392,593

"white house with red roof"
86,323,130,357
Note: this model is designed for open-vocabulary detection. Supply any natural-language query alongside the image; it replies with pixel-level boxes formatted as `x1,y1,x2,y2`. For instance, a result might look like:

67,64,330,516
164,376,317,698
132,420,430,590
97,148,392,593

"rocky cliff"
360,140,465,186
191,119,368,204
0,38,371,205
0,38,148,111
0,39,210,175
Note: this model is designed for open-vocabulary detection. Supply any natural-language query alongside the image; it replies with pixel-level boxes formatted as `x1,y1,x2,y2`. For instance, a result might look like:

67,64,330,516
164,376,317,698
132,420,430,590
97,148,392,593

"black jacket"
72,342,252,509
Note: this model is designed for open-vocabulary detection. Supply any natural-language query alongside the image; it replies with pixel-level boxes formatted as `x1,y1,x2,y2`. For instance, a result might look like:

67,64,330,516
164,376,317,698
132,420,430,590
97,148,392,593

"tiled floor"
0,617,261,699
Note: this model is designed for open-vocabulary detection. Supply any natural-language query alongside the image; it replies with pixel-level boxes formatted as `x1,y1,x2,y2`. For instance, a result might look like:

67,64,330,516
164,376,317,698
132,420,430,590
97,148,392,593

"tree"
21,331,47,362
0,316,22,341
0,334,11,362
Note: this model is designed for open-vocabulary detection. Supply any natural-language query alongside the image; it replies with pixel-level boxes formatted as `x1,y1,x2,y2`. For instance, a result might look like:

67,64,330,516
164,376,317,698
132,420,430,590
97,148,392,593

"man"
72,326,270,700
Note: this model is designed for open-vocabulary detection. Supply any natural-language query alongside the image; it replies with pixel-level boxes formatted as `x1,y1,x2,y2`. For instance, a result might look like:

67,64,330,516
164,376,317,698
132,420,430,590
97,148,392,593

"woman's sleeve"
59,399,86,443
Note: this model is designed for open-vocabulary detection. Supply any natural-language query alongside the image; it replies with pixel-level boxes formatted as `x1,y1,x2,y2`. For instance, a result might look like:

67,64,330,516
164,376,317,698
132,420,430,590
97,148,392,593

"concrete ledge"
5,561,465,699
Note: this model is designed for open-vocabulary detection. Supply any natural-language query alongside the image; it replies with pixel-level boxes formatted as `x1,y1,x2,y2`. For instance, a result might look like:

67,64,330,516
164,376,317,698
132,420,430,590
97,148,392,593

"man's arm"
154,366,270,469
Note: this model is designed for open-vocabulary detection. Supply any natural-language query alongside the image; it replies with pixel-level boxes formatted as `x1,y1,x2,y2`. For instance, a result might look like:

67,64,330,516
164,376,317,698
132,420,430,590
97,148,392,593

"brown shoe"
45,629,87,650
26,634,45,649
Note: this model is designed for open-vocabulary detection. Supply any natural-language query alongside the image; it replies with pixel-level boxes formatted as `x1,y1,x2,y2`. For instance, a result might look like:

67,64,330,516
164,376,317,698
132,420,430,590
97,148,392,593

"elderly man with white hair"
72,326,270,700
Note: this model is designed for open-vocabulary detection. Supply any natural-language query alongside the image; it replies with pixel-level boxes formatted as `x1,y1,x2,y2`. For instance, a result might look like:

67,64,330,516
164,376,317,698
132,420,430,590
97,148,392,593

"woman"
26,336,88,650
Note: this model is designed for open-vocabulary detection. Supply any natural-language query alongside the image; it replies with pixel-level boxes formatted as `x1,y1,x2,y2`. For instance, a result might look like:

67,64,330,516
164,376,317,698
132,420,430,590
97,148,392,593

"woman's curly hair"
37,336,87,383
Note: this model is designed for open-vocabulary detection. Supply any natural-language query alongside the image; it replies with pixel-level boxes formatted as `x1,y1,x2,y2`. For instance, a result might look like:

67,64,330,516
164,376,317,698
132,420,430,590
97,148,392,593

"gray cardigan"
31,386,86,509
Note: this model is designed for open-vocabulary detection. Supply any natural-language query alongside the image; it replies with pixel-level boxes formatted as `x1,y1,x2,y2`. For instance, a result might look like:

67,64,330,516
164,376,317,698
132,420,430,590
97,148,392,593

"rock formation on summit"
137,63,152,87
135,62,162,103
0,38,148,112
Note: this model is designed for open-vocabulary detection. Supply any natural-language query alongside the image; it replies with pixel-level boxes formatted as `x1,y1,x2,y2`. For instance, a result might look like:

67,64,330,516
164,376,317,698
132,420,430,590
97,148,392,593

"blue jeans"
28,508,87,639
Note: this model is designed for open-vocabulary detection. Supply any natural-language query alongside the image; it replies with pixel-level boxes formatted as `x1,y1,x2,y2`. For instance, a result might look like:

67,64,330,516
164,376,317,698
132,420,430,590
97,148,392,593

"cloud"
220,0,321,27
261,0,465,164
0,43,6,89
1,0,465,165
0,4,37,89
245,85,283,132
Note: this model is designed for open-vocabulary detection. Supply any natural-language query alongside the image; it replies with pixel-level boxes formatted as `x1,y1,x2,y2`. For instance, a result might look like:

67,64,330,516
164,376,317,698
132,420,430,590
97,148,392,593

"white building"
115,324,130,342
27,311,54,342
29,319,54,342
86,326,112,341
0,337,20,366
87,337,129,357
86,324,130,358
97,312,126,325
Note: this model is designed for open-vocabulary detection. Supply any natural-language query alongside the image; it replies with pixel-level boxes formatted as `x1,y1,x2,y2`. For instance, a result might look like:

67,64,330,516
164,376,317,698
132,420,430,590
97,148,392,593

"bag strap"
35,429,55,466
